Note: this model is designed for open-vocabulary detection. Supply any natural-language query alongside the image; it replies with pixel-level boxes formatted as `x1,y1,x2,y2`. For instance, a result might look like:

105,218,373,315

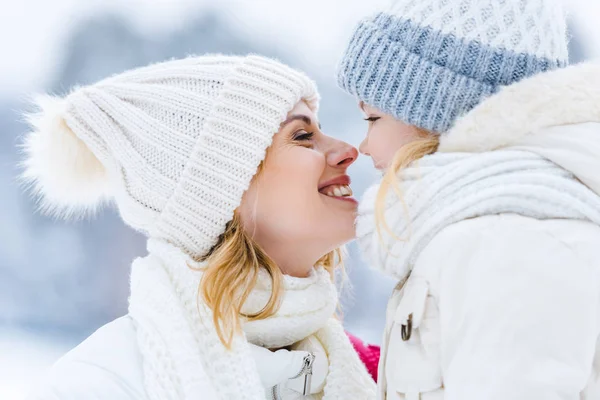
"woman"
336,0,600,398
23,55,376,399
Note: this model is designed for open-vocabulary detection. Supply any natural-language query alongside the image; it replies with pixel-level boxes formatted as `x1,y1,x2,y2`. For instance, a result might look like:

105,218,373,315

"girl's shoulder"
427,214,600,251
418,214,600,295
28,316,147,400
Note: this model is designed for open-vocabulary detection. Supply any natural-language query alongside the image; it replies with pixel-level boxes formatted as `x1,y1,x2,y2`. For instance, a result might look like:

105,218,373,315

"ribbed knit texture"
356,151,600,283
337,0,568,133
62,55,319,259
129,239,377,400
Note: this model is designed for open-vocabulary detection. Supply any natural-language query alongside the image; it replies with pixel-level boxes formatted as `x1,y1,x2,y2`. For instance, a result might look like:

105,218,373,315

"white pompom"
20,94,113,218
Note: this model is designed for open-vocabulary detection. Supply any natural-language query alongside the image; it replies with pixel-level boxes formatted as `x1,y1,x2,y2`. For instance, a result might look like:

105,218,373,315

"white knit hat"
22,55,319,258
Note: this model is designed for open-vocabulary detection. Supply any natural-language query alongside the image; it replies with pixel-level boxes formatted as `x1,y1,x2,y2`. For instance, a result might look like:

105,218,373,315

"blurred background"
1,0,599,398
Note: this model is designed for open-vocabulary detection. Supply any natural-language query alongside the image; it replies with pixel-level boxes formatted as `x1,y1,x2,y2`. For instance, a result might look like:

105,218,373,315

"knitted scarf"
128,239,376,400
357,150,600,282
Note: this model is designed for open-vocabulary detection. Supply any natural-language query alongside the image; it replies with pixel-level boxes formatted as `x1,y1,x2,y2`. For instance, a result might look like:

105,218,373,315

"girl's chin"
373,158,389,171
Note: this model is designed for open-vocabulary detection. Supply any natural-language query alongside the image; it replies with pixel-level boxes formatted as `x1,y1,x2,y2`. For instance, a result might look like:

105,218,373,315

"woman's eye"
364,116,381,123
294,132,314,141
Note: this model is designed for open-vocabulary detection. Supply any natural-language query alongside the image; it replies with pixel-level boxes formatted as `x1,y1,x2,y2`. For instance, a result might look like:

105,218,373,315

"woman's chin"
323,222,357,249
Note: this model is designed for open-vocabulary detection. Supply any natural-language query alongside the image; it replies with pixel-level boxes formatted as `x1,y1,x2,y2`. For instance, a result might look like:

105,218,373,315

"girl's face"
239,101,358,277
359,102,426,170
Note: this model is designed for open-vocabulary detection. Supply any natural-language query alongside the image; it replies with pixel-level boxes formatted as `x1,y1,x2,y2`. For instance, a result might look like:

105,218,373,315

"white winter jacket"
29,317,146,400
28,316,329,400
28,239,376,400
358,63,600,400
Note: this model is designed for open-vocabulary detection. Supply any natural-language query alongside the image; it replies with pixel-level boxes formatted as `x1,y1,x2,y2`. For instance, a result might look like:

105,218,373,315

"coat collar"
439,63,600,153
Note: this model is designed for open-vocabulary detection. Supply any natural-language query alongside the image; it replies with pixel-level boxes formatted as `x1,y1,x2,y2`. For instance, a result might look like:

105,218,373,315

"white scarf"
357,150,600,282
128,238,376,400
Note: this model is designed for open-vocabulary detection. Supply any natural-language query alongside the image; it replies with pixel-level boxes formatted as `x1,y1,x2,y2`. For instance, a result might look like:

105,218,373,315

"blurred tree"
568,21,587,63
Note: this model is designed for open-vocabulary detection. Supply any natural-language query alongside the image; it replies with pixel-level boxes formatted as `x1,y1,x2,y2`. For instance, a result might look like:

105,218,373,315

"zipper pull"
271,383,281,400
302,353,315,395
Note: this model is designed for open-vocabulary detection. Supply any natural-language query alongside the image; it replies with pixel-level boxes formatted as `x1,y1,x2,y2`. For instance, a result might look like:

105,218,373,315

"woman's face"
239,101,358,277
359,102,425,170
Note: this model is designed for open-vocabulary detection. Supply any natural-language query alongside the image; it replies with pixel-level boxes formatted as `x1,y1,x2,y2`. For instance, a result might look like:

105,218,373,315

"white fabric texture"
357,62,600,399
27,316,146,400
23,54,376,400
388,0,567,61
23,55,319,259
357,150,600,282
376,215,600,400
130,239,376,400
29,239,376,400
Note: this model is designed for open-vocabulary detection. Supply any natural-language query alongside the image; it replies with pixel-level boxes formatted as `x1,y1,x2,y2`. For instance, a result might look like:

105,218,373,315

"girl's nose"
359,137,369,156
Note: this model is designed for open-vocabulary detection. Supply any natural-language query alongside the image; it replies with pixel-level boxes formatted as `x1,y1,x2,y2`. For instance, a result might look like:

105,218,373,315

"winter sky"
2,0,599,96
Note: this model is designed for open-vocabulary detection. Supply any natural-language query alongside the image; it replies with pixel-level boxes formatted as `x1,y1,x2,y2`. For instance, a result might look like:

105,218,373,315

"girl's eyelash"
364,117,381,122
294,131,314,141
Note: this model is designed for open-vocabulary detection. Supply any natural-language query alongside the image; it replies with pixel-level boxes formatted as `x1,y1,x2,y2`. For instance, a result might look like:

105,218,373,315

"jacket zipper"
270,352,315,399
271,384,280,400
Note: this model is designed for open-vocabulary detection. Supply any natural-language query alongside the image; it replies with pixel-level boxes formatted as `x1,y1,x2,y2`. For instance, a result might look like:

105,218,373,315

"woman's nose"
328,139,358,168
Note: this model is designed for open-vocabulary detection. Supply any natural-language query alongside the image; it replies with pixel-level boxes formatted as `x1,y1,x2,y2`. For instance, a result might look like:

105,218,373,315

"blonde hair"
375,131,440,241
197,163,341,349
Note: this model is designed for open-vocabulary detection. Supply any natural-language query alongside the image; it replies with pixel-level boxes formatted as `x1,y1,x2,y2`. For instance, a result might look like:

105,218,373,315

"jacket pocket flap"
393,277,429,329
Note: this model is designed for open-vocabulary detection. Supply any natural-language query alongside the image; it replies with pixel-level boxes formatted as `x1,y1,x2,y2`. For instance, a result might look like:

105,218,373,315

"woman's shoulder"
28,316,147,400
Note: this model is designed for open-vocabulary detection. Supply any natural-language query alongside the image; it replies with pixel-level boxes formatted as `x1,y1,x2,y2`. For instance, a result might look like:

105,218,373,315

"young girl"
22,55,376,399
337,0,600,398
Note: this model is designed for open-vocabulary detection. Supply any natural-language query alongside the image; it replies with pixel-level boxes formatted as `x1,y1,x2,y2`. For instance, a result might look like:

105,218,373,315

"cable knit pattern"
336,0,567,133
390,0,567,60
242,268,338,349
314,320,378,399
356,151,600,282
130,239,376,400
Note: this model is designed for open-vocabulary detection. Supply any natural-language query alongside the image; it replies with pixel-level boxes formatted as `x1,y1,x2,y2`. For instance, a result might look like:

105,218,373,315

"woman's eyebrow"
280,114,322,130
280,114,312,128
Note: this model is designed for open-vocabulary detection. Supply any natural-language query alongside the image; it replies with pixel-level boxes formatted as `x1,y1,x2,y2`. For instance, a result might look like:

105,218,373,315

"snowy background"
1,0,599,398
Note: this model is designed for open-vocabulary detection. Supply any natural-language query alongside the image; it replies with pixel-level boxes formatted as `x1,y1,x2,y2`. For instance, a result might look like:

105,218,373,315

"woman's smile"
318,175,358,207
239,101,359,278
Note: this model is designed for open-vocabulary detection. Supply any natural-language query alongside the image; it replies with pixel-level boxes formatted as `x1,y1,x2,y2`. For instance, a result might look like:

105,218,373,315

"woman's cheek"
288,147,326,179
265,149,323,207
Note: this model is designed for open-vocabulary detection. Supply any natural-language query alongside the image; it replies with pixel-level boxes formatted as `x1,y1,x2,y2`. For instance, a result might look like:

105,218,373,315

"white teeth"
322,184,353,198
340,185,352,196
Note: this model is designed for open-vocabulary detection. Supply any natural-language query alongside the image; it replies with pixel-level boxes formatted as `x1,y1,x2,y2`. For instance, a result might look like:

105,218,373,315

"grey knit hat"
337,0,568,133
